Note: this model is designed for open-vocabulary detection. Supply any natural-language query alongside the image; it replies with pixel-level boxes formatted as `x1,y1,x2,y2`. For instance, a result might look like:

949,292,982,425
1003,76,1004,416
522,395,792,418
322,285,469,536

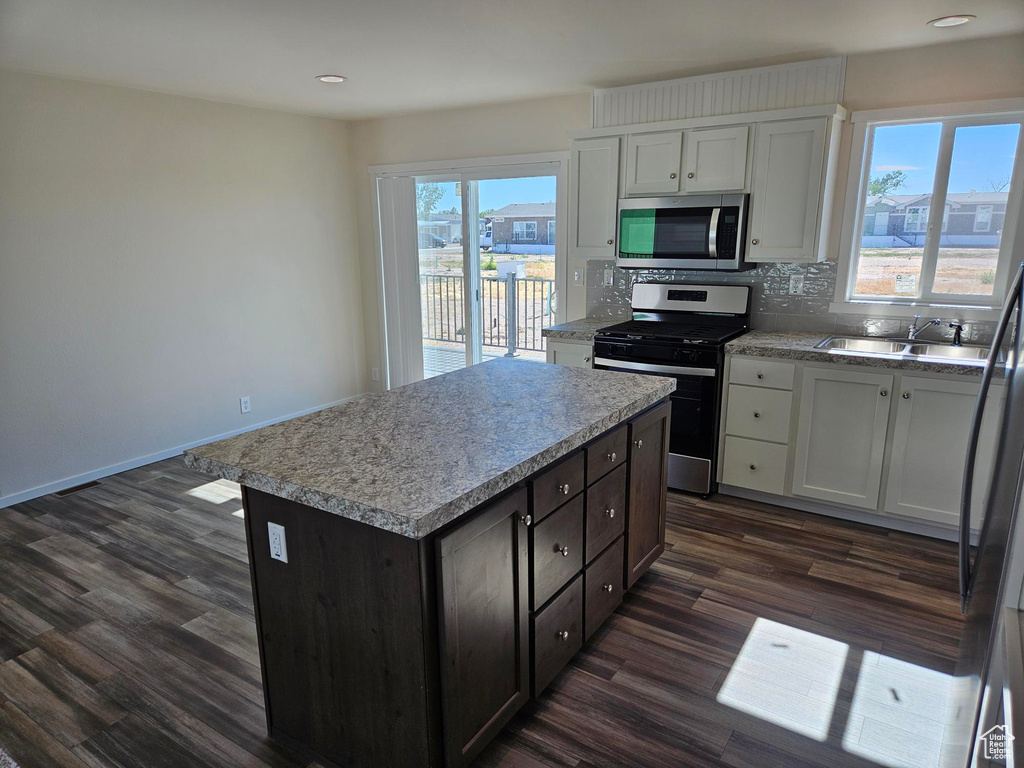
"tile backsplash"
585,260,997,344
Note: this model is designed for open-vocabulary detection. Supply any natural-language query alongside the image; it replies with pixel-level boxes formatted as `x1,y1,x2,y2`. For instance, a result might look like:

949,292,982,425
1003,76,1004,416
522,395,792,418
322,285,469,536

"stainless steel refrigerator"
943,261,1024,767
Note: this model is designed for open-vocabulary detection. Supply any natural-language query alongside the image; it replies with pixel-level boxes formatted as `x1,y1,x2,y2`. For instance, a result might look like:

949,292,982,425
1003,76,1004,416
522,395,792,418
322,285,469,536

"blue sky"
870,122,1020,196
418,176,556,214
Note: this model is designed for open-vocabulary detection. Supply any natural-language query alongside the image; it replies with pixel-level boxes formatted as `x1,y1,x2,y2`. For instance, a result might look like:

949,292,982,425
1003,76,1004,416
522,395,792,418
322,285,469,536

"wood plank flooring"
0,458,963,768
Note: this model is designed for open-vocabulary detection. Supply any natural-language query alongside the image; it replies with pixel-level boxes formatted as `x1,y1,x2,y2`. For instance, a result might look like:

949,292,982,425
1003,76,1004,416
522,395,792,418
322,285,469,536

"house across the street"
861,191,1008,248
488,202,556,254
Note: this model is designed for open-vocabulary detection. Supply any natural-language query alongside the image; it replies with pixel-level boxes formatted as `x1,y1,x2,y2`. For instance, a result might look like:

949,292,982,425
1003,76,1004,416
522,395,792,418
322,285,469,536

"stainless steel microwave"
616,194,751,271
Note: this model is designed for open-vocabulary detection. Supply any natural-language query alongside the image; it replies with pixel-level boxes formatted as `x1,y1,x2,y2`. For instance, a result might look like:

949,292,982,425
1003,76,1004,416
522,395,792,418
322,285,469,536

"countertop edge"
183,381,674,540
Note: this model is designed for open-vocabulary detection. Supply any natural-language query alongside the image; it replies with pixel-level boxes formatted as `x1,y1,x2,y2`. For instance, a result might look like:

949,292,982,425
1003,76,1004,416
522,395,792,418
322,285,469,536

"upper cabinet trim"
591,57,846,129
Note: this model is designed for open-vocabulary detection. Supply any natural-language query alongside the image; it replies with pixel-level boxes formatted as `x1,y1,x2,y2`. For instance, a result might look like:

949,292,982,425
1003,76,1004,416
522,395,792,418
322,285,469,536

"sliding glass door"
385,162,563,383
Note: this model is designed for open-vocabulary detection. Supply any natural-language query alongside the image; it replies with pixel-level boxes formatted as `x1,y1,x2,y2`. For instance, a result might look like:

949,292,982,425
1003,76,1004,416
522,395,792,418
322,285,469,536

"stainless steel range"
593,283,750,496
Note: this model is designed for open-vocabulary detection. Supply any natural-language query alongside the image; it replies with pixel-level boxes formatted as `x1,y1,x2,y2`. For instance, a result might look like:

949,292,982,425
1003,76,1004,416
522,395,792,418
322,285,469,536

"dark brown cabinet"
531,495,584,609
532,574,583,694
437,488,530,768
625,401,671,588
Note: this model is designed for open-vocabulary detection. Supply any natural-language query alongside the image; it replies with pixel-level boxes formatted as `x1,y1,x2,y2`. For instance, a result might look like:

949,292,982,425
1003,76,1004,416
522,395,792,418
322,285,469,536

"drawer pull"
559,483,570,495
634,439,643,449
880,389,889,398
687,171,695,179
558,546,570,557
753,411,761,419
603,583,614,592
520,514,532,527
902,392,911,399
605,508,615,519
584,356,591,363
607,451,617,462
670,172,677,179
756,372,764,380
557,630,569,641
749,464,757,471
607,239,614,245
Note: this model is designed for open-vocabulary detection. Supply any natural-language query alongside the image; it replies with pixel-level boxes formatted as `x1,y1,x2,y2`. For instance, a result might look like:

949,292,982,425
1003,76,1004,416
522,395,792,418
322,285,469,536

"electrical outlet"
603,268,615,287
573,268,584,287
371,367,380,382
239,396,251,414
789,275,805,295
268,522,288,563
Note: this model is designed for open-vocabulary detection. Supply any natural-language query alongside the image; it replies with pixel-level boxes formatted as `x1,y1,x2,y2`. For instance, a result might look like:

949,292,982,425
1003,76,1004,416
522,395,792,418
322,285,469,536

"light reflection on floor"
717,618,953,768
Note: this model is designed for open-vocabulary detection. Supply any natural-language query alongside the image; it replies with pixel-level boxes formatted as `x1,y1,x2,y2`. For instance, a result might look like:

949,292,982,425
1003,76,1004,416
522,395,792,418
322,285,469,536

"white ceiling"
1,0,1022,119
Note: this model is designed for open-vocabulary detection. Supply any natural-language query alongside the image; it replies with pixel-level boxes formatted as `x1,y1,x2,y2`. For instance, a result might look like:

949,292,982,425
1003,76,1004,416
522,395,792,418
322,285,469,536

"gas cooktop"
596,319,746,346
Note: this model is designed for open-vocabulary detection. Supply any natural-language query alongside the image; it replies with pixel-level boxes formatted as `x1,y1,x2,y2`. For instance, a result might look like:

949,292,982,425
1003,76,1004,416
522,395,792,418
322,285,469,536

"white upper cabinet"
624,131,682,195
748,117,831,263
884,377,1005,530
791,366,893,510
683,126,749,193
568,136,620,259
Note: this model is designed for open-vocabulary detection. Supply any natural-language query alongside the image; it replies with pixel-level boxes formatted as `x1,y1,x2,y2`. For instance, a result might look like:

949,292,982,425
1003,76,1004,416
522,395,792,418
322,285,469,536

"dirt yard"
853,248,998,297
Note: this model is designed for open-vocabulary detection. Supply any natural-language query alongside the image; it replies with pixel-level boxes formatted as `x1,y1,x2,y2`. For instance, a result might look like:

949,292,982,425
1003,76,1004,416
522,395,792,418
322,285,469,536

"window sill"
829,301,1001,321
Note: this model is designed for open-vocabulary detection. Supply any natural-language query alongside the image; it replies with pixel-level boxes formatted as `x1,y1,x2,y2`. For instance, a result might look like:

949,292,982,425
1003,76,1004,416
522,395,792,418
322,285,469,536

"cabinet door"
791,367,893,509
683,126,749,193
568,137,620,259
885,377,1005,529
546,340,592,368
437,488,530,768
625,400,671,587
624,131,682,195
747,118,827,262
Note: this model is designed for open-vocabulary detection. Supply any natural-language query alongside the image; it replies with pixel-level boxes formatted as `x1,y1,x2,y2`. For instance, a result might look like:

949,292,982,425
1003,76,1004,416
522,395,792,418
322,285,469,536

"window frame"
974,205,994,233
547,219,556,244
513,220,537,241
833,100,1024,317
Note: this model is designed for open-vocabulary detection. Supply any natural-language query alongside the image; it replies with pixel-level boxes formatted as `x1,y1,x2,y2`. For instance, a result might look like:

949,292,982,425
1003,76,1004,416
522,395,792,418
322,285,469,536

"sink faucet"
908,316,942,340
949,323,965,347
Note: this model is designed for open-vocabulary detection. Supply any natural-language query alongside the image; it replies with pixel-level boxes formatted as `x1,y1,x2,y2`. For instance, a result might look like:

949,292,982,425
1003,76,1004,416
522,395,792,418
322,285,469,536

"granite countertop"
184,358,675,539
727,330,996,377
541,316,614,342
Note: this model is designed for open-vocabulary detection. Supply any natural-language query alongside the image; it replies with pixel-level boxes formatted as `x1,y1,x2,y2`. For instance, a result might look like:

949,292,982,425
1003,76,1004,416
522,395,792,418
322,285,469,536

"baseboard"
0,394,366,509
718,484,979,544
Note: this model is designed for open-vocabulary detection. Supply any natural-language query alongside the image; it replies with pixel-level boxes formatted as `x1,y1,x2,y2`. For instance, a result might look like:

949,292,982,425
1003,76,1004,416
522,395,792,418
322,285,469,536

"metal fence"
420,275,555,353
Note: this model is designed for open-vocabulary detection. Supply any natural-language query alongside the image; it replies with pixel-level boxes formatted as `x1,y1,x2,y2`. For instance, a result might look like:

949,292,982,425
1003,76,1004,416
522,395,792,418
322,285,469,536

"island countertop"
184,358,675,539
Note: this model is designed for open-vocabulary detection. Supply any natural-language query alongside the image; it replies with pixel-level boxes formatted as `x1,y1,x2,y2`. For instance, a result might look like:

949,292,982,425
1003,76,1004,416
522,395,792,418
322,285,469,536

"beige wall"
0,69,366,503
348,93,591,391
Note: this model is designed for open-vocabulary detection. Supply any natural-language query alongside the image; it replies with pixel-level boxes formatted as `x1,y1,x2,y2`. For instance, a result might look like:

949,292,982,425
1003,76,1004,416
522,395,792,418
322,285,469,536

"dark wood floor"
0,458,963,768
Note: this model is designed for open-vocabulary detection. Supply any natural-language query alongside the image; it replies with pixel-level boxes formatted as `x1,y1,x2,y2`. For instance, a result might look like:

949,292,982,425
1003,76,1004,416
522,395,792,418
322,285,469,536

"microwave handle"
708,207,720,259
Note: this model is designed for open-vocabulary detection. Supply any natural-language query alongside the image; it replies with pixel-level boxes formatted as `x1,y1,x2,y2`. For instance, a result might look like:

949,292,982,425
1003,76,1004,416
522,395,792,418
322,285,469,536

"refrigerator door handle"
960,262,1024,612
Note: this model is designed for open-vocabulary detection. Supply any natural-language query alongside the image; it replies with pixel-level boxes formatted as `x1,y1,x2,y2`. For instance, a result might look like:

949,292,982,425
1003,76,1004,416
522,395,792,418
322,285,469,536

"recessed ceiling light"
315,75,347,84
928,14,975,27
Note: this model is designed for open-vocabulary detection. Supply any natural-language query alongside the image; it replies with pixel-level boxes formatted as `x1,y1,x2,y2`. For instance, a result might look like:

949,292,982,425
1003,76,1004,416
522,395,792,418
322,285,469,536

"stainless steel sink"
906,344,1002,363
815,337,908,355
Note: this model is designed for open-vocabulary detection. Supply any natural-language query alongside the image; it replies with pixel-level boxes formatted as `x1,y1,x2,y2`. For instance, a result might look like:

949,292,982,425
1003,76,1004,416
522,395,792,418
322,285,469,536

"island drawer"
584,537,624,640
585,425,627,484
730,357,795,391
532,574,583,696
531,495,583,609
531,451,585,523
585,464,626,563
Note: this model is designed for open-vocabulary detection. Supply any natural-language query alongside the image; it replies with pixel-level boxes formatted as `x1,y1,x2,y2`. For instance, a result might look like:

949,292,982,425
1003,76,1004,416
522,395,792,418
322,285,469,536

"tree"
479,208,496,219
868,170,908,197
987,176,1011,193
416,183,444,219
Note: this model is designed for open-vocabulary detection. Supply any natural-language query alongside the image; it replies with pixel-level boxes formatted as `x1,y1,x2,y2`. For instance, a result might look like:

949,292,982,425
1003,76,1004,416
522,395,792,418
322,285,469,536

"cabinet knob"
902,392,911,399
749,463,758,471
687,172,695,179
753,411,761,419
605,508,615,519
751,238,760,245
880,389,889,397
603,583,614,592
583,356,591,363
520,514,532,527
634,439,643,449
607,239,614,245
670,172,677,179
557,630,569,641
607,451,616,462
559,483,570,495
559,545,570,557
756,372,764,380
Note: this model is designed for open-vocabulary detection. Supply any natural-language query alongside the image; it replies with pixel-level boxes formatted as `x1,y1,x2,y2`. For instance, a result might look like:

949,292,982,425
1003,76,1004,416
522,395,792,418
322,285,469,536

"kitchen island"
184,358,674,768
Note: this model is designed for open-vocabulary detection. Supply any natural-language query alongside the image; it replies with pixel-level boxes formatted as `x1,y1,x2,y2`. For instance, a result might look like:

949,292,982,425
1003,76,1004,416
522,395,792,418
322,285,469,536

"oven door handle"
593,358,717,377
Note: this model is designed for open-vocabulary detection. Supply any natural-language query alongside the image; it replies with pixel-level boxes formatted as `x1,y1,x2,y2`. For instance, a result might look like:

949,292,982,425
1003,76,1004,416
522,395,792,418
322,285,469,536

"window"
547,219,556,244
513,221,537,241
975,205,994,232
840,107,1023,308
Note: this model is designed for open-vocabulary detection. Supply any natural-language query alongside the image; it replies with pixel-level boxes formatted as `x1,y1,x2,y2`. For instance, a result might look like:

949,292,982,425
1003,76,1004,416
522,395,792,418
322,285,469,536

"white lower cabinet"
545,339,593,368
791,367,893,510
722,436,787,496
884,376,1004,529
